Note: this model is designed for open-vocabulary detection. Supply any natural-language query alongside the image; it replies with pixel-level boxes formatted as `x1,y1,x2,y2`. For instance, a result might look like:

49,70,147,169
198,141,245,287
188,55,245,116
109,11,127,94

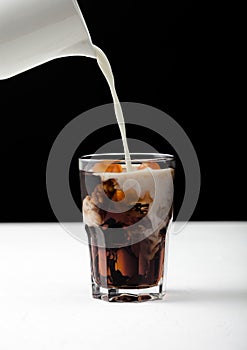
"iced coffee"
79,154,175,302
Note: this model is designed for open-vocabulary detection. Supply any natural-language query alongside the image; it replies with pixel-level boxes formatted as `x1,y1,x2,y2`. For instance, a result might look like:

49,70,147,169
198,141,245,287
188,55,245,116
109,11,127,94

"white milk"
93,45,132,171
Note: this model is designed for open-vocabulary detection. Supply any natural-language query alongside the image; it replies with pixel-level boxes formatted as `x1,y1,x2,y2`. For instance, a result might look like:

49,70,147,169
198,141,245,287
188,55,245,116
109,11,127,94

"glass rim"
79,153,175,163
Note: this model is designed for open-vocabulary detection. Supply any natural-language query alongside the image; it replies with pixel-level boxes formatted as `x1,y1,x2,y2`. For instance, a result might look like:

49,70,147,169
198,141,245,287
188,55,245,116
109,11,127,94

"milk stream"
93,45,132,172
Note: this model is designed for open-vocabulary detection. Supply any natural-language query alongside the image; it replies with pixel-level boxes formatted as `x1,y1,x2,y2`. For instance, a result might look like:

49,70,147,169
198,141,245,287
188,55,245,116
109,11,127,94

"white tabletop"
0,223,246,350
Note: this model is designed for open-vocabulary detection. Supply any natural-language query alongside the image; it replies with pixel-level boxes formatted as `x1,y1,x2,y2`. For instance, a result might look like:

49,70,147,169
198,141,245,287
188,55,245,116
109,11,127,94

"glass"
79,153,175,302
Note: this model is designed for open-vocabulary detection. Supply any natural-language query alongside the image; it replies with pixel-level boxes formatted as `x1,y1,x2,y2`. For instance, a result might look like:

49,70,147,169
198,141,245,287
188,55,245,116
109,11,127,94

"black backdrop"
0,1,245,222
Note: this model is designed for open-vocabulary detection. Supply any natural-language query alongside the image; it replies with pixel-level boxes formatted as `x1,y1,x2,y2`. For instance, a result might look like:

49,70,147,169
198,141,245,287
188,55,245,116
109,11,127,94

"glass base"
92,282,166,302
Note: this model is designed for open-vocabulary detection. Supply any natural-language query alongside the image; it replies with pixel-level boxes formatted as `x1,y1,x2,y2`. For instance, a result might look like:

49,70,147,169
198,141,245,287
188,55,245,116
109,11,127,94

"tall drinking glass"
79,153,175,302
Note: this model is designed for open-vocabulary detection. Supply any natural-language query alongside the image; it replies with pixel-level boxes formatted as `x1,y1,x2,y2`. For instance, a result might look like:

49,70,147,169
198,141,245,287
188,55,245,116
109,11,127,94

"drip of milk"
93,45,132,172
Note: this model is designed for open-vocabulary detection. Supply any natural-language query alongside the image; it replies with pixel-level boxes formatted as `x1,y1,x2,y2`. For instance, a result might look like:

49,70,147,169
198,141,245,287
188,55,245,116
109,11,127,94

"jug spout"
59,40,96,59
0,0,96,79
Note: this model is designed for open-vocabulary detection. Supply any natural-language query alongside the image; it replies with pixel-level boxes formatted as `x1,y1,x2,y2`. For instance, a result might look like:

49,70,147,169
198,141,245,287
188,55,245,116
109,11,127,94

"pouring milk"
0,0,132,170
